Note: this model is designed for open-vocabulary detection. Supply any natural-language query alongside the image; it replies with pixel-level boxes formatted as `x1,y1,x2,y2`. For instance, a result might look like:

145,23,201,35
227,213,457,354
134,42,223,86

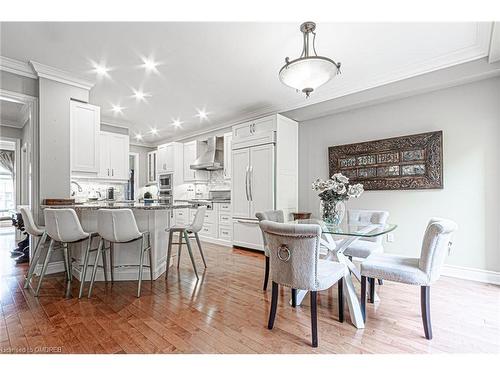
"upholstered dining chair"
360,217,457,340
255,210,284,291
344,209,389,286
260,220,347,347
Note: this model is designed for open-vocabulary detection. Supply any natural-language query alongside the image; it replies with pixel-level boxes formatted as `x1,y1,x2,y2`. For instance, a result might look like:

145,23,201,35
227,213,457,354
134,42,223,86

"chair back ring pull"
277,244,291,262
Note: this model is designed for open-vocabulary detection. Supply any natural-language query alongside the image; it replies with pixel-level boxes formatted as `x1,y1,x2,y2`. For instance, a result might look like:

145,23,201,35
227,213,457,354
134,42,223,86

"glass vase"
320,199,346,225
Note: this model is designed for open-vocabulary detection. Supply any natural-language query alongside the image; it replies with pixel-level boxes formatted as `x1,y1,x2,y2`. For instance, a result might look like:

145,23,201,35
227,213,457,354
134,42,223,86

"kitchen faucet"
70,180,83,197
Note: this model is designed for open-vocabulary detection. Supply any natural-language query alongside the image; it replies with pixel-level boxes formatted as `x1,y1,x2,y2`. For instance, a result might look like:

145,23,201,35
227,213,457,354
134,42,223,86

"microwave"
158,173,173,190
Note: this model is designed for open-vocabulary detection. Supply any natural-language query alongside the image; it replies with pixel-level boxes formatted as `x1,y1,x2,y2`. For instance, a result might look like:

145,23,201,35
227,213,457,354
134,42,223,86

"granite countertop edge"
40,203,193,211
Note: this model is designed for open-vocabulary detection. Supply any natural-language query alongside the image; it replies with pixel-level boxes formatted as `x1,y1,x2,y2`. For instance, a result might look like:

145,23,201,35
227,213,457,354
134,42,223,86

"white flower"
348,183,364,198
332,173,349,184
334,183,346,195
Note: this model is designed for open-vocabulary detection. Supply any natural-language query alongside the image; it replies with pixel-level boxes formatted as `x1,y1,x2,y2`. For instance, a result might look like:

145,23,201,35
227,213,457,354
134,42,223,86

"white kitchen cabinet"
98,131,129,181
231,147,251,219
174,208,189,226
183,140,208,182
223,132,232,180
231,114,298,251
147,150,157,184
157,143,174,173
70,100,100,174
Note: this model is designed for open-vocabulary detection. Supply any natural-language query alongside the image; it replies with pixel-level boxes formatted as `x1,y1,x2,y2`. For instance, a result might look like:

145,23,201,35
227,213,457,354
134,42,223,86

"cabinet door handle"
249,166,253,201
245,166,250,201
112,169,114,176
107,168,109,176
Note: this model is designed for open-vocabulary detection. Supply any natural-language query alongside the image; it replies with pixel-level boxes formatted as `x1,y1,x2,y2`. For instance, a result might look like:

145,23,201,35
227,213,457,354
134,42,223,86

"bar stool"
87,209,152,298
41,208,98,298
19,206,48,290
165,206,207,281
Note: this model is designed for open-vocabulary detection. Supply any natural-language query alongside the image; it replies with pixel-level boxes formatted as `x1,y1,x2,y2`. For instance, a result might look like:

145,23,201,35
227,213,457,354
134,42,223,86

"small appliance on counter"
107,187,115,201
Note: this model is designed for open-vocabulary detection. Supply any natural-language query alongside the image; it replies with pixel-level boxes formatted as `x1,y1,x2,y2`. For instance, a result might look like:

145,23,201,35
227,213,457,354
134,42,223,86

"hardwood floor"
1,236,499,354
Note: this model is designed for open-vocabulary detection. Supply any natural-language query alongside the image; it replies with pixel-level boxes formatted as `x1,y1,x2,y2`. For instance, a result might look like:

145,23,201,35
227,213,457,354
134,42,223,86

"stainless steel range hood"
190,136,224,171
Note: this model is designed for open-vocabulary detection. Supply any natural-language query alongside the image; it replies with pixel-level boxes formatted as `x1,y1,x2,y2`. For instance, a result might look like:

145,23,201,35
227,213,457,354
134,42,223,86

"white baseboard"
442,264,500,285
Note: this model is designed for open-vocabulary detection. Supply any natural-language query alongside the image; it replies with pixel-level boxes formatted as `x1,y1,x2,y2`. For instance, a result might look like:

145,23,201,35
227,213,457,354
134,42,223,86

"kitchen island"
40,202,192,281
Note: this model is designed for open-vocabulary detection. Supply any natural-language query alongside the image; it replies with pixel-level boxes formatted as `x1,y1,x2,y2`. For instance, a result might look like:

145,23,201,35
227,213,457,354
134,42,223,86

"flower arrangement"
312,173,364,224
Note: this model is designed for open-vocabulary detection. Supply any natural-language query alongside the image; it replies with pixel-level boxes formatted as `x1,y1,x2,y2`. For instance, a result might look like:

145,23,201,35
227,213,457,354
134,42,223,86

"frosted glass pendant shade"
279,56,339,97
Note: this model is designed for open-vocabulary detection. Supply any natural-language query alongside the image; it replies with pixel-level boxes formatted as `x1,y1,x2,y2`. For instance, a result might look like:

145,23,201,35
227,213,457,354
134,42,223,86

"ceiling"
0,99,26,127
0,22,493,144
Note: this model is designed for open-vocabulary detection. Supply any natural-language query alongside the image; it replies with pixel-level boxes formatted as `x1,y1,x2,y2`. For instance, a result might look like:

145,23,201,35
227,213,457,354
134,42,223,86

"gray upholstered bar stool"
360,218,457,340
41,208,98,298
19,206,51,291
260,220,347,347
87,208,152,298
165,206,207,281
343,209,389,286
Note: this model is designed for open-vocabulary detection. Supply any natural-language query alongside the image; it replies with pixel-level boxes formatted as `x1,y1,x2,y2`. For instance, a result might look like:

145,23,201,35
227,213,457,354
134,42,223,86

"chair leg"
291,288,297,308
267,281,278,329
35,239,55,297
310,291,318,347
88,239,103,298
78,236,93,298
24,232,47,289
263,256,269,291
368,277,375,303
421,286,433,340
183,231,199,280
63,244,73,298
148,245,154,282
109,242,115,284
165,230,173,280
338,278,344,323
101,243,108,284
360,276,367,323
177,231,182,268
62,244,70,281
137,236,146,298
378,279,383,285
194,232,207,268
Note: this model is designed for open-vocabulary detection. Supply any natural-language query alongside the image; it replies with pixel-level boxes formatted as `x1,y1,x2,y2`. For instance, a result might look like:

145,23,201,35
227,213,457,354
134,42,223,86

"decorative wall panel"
328,131,443,190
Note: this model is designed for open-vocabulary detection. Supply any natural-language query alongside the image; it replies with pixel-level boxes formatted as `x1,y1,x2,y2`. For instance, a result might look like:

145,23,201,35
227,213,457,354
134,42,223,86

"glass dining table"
290,219,397,329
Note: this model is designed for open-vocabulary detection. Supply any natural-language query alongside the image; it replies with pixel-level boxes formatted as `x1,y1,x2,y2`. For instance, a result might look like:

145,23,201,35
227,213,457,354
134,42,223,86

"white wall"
298,77,500,272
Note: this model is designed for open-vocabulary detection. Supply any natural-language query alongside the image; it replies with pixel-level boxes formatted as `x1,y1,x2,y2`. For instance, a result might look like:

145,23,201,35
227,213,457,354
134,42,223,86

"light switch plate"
387,233,395,242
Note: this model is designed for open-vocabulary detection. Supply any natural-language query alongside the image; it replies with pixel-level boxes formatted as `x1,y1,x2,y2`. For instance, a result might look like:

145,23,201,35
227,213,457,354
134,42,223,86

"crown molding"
29,60,95,90
488,22,500,64
0,56,37,79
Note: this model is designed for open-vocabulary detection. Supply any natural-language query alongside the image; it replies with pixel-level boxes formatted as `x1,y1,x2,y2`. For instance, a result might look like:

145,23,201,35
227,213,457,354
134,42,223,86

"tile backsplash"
71,179,127,201
207,170,230,191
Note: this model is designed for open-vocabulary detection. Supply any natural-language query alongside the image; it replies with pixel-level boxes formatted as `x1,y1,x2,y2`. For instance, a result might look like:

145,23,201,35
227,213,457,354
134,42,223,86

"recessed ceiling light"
93,63,110,77
132,89,151,101
150,127,158,136
135,133,143,141
195,109,208,121
111,104,124,114
142,57,159,72
172,119,183,128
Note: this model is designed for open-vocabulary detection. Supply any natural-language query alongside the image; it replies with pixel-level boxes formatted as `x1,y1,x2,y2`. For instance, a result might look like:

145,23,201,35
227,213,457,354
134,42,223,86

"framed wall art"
328,131,443,190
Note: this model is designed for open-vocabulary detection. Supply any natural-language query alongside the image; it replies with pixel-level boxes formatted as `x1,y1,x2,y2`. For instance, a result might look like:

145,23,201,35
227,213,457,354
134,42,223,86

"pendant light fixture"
279,22,341,98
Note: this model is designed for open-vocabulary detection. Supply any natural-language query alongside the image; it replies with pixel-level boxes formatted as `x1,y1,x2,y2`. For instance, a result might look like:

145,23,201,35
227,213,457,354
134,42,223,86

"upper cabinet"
98,131,129,181
158,143,175,173
183,140,208,182
70,100,100,174
232,115,276,149
223,132,232,180
147,150,157,184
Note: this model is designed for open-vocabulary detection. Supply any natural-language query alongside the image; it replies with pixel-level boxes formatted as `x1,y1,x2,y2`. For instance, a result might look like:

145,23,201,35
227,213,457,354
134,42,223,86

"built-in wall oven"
158,173,173,205
158,173,173,190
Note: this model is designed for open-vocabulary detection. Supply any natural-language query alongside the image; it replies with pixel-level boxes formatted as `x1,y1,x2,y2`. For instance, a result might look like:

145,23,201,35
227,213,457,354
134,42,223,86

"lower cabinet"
232,219,263,250
184,203,232,246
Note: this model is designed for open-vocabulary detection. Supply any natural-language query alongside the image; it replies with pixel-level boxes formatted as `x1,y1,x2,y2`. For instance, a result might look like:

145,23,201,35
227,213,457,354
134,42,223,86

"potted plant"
143,191,153,204
312,173,364,225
